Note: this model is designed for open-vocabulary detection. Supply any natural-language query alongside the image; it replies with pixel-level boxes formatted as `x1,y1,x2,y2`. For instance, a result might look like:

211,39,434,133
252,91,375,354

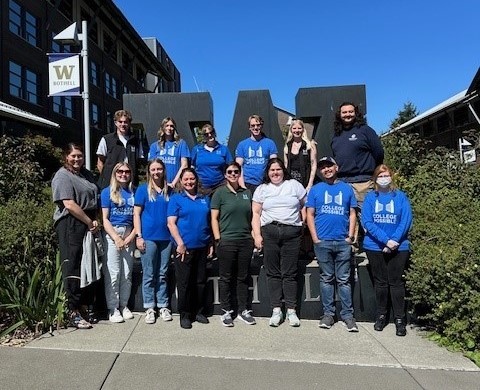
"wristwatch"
348,236,355,241
136,234,142,238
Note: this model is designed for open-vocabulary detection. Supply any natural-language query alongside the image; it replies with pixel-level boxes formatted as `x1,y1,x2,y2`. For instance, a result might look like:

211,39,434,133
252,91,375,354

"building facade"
1,0,180,163
382,67,480,151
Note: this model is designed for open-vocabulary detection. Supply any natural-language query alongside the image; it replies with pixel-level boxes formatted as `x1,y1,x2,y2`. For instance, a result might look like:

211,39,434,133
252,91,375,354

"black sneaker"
395,318,407,336
221,310,234,327
180,316,192,329
319,315,335,329
238,310,256,325
374,315,387,331
195,313,210,324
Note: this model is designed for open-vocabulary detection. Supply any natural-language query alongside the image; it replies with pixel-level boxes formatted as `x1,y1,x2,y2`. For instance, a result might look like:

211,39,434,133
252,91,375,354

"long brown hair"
157,117,181,149
146,159,169,201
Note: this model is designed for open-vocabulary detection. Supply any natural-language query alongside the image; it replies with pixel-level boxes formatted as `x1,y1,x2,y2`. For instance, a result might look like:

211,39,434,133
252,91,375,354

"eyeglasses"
226,169,240,175
116,169,131,175
203,131,215,138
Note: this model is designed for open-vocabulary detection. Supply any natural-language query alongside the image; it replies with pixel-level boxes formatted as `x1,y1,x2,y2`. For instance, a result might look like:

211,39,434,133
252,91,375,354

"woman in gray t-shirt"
52,143,99,329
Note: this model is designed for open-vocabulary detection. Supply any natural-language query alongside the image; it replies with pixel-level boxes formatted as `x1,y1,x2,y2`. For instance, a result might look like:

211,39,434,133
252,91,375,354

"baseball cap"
318,156,337,167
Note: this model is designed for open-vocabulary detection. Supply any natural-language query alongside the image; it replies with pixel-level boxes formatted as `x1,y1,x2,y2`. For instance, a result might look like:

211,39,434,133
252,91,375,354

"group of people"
52,103,413,337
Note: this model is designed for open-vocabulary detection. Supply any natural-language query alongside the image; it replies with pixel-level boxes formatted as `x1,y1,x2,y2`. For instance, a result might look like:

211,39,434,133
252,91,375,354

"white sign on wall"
48,53,81,96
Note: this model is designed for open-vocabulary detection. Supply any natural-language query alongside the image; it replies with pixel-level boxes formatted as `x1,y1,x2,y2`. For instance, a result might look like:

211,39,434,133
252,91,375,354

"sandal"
69,311,93,329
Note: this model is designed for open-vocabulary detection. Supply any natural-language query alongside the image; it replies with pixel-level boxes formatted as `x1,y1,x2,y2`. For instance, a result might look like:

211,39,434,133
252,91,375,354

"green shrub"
0,191,57,276
383,132,480,355
0,254,66,337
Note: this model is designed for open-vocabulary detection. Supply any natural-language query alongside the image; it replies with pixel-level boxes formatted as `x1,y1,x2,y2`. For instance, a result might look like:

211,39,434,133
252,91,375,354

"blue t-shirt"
361,189,413,252
191,143,233,189
306,181,357,240
148,139,191,184
235,137,278,185
101,186,134,227
134,184,171,241
167,192,211,249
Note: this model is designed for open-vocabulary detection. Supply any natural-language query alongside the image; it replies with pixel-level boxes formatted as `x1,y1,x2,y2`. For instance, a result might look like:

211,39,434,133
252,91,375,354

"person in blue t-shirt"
235,114,278,193
148,117,190,189
101,162,136,324
133,159,173,325
191,124,232,195
306,156,359,332
167,167,211,329
361,164,413,337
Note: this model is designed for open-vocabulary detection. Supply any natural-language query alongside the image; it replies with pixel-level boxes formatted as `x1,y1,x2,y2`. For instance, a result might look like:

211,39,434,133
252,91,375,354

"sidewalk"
1,314,479,389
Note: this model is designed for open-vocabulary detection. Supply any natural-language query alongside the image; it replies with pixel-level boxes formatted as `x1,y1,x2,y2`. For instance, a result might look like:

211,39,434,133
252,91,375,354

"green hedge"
384,132,480,355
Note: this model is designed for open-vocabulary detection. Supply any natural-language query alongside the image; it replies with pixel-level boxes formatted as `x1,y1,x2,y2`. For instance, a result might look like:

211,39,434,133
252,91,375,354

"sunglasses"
116,169,131,175
226,169,240,175
203,131,215,138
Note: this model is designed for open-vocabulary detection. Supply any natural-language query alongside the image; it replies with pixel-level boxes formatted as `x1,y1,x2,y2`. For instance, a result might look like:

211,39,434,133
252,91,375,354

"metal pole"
80,21,91,169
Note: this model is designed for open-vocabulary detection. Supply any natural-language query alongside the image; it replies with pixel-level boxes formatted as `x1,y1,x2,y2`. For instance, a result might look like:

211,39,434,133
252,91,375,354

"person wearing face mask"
361,164,413,337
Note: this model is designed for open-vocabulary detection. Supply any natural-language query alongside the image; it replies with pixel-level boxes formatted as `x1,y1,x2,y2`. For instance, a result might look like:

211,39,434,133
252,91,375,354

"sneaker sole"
221,321,234,327
318,323,332,329
342,321,359,332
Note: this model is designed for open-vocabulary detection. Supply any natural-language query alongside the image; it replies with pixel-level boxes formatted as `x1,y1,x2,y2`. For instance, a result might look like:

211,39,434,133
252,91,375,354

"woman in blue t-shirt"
361,164,413,337
134,159,173,325
167,167,211,329
148,117,190,189
191,124,232,196
101,162,136,323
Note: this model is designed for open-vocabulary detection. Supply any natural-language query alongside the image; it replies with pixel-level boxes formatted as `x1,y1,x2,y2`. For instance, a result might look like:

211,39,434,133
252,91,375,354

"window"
454,106,469,126
91,103,99,126
90,60,99,87
53,96,74,118
9,61,40,104
81,8,97,45
9,0,39,47
103,32,117,61
105,72,118,98
121,50,133,75
437,113,450,133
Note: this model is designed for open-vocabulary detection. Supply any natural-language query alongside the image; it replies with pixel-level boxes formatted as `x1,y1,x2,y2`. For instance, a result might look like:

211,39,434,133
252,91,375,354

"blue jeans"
141,240,172,309
314,240,354,320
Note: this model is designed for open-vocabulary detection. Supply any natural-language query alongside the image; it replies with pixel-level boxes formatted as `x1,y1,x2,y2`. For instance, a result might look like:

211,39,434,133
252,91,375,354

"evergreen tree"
389,101,419,129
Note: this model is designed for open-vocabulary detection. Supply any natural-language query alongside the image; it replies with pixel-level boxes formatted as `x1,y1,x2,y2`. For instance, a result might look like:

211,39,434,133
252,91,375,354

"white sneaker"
109,308,124,323
159,307,173,322
122,306,134,320
287,309,300,327
269,307,283,327
145,308,156,324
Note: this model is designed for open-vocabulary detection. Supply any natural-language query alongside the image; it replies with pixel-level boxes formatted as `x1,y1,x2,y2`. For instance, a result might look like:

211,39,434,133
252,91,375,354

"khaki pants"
350,180,374,247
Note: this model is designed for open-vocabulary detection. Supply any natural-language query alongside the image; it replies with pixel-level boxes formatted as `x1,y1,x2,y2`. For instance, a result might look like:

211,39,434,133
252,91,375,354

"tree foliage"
389,101,419,129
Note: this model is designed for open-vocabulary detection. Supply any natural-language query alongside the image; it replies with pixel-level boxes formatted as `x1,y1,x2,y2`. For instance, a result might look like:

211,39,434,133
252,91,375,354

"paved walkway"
1,314,479,389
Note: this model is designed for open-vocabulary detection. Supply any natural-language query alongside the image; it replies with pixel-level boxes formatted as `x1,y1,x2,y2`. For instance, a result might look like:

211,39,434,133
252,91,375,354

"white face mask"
376,176,392,188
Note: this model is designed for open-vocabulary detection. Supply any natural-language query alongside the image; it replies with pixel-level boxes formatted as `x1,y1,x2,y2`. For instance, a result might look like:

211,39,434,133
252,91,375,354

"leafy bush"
0,192,57,276
0,254,65,338
383,132,480,355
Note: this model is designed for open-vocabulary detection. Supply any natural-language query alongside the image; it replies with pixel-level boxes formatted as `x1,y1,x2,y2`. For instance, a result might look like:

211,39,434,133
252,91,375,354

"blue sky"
114,0,479,142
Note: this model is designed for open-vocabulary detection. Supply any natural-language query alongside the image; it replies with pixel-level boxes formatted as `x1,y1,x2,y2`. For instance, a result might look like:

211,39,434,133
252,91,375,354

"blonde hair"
283,119,313,154
109,162,134,205
372,164,398,192
157,117,181,149
146,158,169,202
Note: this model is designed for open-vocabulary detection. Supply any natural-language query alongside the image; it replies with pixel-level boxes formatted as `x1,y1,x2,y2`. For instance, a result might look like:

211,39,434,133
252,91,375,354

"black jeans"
366,250,410,319
174,247,207,319
261,223,302,309
55,214,88,311
216,238,254,312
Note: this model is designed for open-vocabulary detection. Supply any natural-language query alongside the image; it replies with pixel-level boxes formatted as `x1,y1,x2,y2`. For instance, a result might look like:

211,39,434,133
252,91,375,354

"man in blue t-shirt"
235,114,278,193
306,156,359,332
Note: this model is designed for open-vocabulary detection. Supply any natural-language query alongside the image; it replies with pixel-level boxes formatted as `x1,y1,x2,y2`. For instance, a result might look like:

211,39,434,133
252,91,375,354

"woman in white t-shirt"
252,158,306,327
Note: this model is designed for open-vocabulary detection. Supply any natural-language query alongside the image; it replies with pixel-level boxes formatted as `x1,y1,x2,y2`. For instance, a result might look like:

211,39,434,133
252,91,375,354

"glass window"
53,96,74,118
9,0,39,47
9,60,39,104
90,61,99,86
91,103,99,126
106,111,114,132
